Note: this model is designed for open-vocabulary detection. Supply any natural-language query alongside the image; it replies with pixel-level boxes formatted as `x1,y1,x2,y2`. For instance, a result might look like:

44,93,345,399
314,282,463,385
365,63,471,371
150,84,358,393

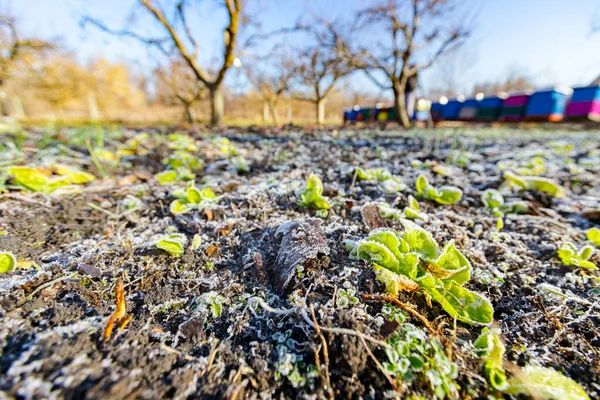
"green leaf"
55,165,96,184
436,186,463,205
577,246,593,261
482,189,504,209
155,170,178,185
504,171,566,198
191,234,202,250
587,227,600,247
503,201,529,214
374,264,418,296
156,233,186,257
8,166,52,193
298,174,331,210
419,275,494,325
355,240,400,271
401,219,438,260
199,187,217,200
186,186,203,204
170,199,191,214
407,195,420,211
415,175,428,195
496,217,504,232
0,251,17,273
428,240,471,285
504,365,590,400
474,328,508,390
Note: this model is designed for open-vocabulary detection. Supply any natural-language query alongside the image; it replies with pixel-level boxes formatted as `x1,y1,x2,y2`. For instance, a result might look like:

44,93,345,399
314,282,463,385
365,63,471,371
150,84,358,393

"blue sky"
7,0,600,98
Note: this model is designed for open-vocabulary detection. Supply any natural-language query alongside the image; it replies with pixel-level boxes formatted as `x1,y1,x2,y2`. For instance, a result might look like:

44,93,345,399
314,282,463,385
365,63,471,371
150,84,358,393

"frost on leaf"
274,219,330,292
504,365,589,400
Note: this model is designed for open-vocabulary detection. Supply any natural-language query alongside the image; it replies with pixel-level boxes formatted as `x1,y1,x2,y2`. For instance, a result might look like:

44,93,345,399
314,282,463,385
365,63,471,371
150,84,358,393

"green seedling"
0,251,17,273
354,167,406,193
384,324,459,399
191,234,202,250
557,242,597,270
297,174,331,210
154,168,195,185
370,198,427,221
415,175,462,205
336,285,359,308
504,365,589,400
170,183,218,215
500,171,566,198
348,221,493,325
197,291,227,318
381,304,407,324
156,233,186,257
474,327,507,390
481,189,529,218
8,165,96,194
166,133,199,152
587,228,600,247
403,195,428,220
162,150,202,170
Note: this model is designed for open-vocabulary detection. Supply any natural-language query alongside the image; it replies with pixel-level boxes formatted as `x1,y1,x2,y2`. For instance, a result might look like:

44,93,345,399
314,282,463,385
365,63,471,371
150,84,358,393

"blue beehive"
524,88,571,122
476,96,505,121
430,103,443,121
441,99,464,120
458,99,481,121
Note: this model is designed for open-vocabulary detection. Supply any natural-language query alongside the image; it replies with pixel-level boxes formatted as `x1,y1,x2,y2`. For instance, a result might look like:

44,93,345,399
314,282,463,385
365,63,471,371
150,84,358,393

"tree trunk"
316,98,325,125
209,86,224,126
393,83,410,128
183,102,195,124
268,100,279,125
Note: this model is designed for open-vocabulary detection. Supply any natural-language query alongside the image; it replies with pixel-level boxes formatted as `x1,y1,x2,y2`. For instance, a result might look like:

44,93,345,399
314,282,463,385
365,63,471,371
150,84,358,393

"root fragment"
103,279,133,342
361,293,436,334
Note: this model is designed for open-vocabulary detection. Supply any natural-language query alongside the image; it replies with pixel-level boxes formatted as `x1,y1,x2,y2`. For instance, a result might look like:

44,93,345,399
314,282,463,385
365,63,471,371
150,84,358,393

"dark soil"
0,127,599,399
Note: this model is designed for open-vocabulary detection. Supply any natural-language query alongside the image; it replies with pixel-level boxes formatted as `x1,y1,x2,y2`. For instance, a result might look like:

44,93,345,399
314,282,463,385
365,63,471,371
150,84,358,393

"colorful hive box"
476,97,505,121
565,86,600,121
524,88,569,122
441,99,464,120
458,99,480,121
499,93,530,121
430,103,443,121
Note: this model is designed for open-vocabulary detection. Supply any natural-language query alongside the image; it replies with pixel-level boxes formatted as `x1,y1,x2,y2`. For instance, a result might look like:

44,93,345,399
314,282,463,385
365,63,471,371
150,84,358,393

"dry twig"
361,293,436,334
103,279,133,342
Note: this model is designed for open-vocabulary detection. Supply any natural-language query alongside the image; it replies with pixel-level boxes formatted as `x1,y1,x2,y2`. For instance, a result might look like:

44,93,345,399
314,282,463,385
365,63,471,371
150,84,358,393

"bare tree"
154,58,204,123
352,0,472,127
83,0,242,126
245,55,296,125
292,22,352,125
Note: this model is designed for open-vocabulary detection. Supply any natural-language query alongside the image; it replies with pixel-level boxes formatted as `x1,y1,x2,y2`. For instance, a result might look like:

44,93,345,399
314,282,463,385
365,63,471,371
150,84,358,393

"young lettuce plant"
8,165,95,194
156,233,187,257
415,175,462,205
297,175,331,211
587,227,600,247
347,221,493,325
354,167,407,194
557,242,597,270
170,184,218,215
367,197,427,222
481,189,529,218
499,171,566,198
162,150,202,170
474,327,508,391
154,168,195,185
